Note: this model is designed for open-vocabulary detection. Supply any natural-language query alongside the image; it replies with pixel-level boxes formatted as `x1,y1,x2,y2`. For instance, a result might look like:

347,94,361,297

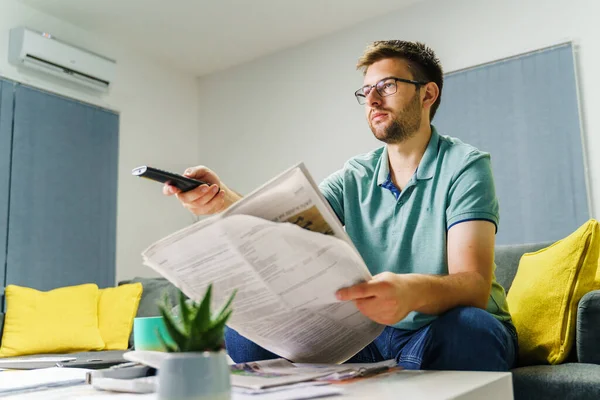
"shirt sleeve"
318,168,345,225
446,151,500,232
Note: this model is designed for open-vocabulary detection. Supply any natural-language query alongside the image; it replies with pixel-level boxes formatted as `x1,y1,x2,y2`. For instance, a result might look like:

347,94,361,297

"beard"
370,92,422,144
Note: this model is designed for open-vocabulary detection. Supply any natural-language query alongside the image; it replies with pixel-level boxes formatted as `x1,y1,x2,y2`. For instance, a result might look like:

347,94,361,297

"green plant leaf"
203,310,232,351
159,305,187,349
154,283,235,352
214,289,237,320
186,330,205,352
159,291,172,311
188,319,212,351
211,308,233,330
177,290,191,335
192,284,213,333
202,326,227,352
156,327,178,352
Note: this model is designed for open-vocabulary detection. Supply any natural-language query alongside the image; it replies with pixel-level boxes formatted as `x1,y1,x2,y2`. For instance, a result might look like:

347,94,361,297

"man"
164,40,517,371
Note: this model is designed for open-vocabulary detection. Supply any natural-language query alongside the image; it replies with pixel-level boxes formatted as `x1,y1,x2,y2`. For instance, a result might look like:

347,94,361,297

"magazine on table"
230,358,398,390
142,163,384,364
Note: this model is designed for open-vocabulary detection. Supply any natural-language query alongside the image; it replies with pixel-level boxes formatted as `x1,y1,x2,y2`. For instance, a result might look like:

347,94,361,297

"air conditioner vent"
8,27,116,92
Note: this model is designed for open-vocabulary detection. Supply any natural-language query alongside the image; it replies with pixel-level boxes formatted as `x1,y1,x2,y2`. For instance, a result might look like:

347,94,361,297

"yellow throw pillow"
596,256,600,290
0,284,105,357
507,219,600,365
98,283,143,350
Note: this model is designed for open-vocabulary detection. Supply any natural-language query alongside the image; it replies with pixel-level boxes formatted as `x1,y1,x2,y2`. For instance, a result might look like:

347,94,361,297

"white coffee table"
338,369,513,399
3,369,512,399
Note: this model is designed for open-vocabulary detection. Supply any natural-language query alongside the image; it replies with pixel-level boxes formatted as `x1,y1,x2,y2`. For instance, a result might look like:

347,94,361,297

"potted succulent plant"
156,284,236,400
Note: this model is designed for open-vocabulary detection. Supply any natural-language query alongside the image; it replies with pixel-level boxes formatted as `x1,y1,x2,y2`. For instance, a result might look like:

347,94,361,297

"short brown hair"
357,40,443,120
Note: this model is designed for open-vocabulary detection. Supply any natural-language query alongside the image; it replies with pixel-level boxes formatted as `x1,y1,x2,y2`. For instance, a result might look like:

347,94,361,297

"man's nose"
366,89,382,107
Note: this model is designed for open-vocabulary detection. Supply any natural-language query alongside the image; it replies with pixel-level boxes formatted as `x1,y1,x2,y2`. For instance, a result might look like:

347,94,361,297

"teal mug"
133,316,176,351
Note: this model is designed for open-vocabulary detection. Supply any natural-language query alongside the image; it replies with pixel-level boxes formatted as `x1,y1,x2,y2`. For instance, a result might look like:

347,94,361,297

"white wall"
0,0,201,282
197,0,600,219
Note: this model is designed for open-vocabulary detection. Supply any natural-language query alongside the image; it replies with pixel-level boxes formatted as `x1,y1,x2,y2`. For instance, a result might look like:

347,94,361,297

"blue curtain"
3,83,119,292
434,43,589,245
0,79,16,303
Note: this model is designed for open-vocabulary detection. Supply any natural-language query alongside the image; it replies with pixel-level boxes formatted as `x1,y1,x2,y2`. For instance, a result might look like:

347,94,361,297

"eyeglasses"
354,77,427,105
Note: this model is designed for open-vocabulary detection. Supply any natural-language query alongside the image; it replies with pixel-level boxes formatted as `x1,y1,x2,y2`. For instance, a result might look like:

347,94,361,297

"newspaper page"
231,358,397,390
230,358,332,390
222,164,349,244
142,163,384,363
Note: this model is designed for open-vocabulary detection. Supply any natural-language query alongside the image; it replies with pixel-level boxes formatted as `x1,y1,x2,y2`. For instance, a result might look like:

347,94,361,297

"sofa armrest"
577,290,600,364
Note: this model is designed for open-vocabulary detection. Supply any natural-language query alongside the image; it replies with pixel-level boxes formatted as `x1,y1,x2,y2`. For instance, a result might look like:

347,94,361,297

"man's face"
362,58,423,144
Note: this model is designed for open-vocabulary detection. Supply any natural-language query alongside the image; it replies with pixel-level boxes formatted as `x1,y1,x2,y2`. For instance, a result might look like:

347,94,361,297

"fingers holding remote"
177,183,226,215
162,184,181,196
162,165,233,216
183,166,221,187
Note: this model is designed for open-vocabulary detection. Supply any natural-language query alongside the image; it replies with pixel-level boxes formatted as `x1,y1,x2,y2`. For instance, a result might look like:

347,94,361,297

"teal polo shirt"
319,126,512,331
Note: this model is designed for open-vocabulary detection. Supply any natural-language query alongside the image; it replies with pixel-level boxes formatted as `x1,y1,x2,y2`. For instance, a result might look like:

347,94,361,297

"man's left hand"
335,272,416,325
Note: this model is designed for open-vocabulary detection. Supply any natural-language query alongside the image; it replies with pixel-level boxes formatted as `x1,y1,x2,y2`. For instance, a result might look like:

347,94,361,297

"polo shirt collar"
415,125,439,180
377,147,391,186
376,125,440,186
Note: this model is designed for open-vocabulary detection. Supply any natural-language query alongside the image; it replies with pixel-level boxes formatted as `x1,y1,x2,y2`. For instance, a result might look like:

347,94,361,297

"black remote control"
132,166,212,193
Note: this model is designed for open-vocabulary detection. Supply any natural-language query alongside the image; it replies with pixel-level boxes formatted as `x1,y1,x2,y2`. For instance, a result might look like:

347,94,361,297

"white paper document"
142,163,384,364
230,358,397,390
0,367,89,396
0,357,76,365
230,358,332,390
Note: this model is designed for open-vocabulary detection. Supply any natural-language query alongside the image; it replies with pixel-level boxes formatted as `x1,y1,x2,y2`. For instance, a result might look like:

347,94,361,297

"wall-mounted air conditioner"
8,27,116,92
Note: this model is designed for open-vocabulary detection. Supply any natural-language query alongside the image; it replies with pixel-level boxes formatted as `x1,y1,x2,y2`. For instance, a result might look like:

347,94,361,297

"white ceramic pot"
158,351,231,400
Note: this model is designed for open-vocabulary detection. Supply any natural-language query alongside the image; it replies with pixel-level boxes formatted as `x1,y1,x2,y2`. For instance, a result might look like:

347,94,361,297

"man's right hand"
163,166,240,215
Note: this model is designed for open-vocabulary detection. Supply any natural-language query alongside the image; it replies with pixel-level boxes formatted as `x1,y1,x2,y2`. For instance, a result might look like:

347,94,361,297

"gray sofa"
121,247,600,399
495,242,600,400
0,243,599,398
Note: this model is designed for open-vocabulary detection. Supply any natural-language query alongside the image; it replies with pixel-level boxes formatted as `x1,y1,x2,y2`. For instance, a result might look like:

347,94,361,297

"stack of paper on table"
230,358,397,390
0,357,77,370
0,367,90,396
125,351,395,393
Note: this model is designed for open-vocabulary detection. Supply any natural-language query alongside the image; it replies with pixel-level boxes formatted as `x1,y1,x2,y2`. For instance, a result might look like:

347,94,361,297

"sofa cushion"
577,290,600,364
506,219,600,365
119,277,182,318
98,283,143,350
494,242,554,292
118,277,184,347
512,363,600,400
0,284,105,357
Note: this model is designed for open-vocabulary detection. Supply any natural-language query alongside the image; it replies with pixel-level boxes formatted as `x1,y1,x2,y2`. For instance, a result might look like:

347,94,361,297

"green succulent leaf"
155,285,235,353
160,291,172,311
180,336,192,353
159,304,187,349
156,327,178,352
202,327,227,352
187,330,206,352
177,290,191,334
215,289,237,320
192,284,213,333
212,308,233,330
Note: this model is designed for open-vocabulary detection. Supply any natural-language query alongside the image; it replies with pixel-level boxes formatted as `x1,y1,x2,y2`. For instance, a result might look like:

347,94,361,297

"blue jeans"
225,306,518,371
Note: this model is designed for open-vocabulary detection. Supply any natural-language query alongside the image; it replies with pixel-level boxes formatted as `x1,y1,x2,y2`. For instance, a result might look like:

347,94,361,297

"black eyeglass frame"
354,77,428,105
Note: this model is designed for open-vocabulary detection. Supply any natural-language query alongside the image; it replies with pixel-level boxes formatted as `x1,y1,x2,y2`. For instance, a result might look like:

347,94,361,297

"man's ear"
421,82,439,110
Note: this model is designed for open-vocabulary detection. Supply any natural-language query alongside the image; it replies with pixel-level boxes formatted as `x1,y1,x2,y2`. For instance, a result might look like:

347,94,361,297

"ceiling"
20,0,422,76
